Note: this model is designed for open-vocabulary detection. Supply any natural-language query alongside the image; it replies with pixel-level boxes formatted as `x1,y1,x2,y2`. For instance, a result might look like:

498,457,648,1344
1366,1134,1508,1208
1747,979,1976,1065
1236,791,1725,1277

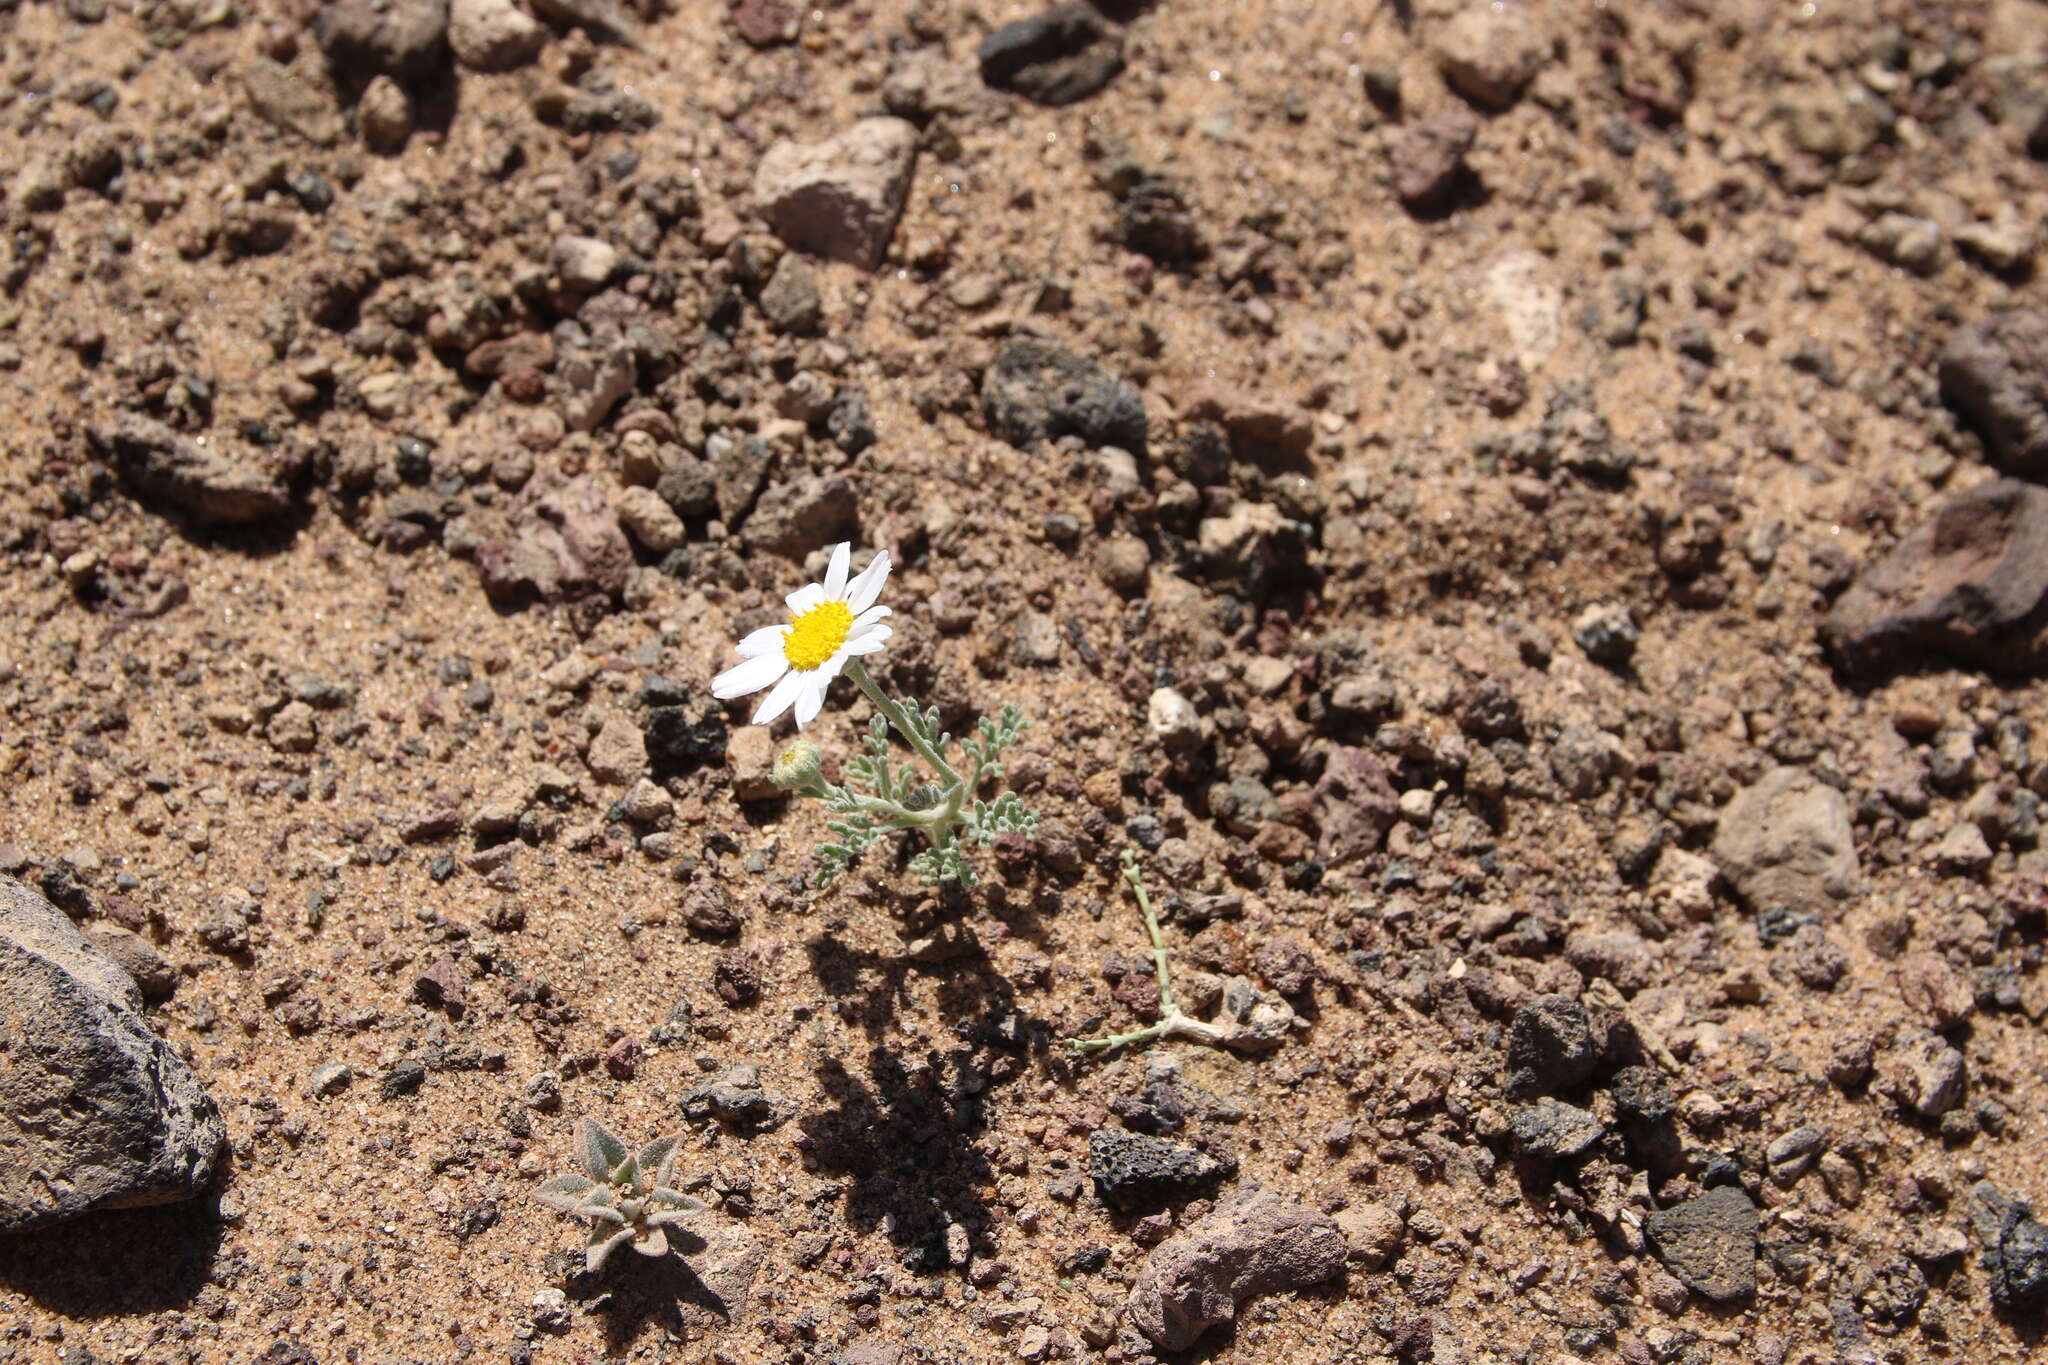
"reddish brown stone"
731,0,799,47
1387,111,1478,209
1822,479,2048,678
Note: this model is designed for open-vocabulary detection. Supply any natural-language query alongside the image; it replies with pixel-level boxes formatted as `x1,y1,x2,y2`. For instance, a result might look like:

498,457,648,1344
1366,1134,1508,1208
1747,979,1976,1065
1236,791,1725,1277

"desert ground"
6,2,2048,1364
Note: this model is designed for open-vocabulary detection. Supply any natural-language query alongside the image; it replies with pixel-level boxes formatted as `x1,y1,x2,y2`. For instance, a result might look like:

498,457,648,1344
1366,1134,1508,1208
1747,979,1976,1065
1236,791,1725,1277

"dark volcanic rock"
1126,1187,1347,1351
645,705,728,773
1505,993,1596,1097
1509,1098,1604,1160
978,4,1125,107
1940,310,2048,477
0,876,226,1232
1970,1181,2048,1315
1114,174,1205,266
1823,479,2048,678
92,415,295,526
981,339,1146,453
1088,1128,1230,1211
1645,1185,1758,1303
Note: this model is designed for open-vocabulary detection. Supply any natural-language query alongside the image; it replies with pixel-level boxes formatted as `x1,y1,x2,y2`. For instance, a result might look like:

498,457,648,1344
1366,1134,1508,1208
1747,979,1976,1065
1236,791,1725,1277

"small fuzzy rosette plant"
711,542,1038,887
535,1117,706,1273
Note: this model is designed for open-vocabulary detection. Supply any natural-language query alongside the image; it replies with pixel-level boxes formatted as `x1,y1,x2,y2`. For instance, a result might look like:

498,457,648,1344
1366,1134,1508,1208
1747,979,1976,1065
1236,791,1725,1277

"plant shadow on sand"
589,1244,741,1355
0,1198,225,1318
799,910,1063,1274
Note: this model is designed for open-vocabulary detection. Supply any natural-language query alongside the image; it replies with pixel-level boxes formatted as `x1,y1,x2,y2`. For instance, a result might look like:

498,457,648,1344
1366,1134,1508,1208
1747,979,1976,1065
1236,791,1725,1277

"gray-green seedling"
776,686,1038,888
534,1117,706,1273
709,542,1039,888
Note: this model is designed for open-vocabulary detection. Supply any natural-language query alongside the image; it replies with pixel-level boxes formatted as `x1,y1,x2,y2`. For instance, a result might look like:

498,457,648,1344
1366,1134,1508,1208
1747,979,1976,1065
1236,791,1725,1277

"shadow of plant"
797,925,1058,1272
589,1242,734,1355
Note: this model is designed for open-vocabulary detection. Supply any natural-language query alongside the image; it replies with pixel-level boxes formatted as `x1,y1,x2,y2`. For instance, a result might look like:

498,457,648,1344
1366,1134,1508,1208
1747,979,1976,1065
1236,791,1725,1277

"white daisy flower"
711,542,893,728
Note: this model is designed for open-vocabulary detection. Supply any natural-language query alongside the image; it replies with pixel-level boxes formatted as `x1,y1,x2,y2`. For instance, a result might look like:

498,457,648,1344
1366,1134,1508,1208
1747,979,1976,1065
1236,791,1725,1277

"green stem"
846,657,970,862
847,659,964,787
1070,851,1217,1055
1123,849,1175,1016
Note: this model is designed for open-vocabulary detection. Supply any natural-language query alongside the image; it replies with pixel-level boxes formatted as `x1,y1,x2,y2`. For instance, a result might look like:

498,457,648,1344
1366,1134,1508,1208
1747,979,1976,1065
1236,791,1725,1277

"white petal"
844,625,892,656
736,624,790,659
751,668,807,726
786,582,826,615
850,604,892,633
793,674,828,728
713,652,787,700
846,551,892,613
824,542,851,599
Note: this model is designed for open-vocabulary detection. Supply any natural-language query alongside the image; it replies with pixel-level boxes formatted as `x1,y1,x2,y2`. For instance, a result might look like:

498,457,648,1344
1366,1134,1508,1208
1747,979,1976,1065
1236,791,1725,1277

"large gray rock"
1126,1187,1346,1351
1711,766,1859,916
1433,1,1552,111
1822,479,2048,678
753,119,918,270
739,475,857,558
449,0,545,70
1,876,226,1232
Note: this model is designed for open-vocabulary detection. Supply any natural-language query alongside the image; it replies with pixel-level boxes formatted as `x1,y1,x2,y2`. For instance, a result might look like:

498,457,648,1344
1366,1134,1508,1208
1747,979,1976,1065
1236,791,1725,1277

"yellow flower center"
783,600,853,671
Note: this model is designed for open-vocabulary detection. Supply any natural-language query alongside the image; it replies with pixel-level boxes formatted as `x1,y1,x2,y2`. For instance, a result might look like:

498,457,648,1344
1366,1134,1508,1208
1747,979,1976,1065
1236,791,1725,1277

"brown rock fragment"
1388,111,1477,209
1824,479,2048,678
753,118,918,269
1126,1187,1347,1351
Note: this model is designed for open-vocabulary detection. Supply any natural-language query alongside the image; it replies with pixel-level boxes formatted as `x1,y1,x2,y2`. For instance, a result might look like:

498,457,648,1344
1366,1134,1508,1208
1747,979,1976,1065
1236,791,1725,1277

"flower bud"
773,739,824,791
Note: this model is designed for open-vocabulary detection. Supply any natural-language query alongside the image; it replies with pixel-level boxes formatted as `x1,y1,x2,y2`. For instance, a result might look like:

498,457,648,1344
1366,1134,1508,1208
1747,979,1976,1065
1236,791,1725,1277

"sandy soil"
4,1,2048,1363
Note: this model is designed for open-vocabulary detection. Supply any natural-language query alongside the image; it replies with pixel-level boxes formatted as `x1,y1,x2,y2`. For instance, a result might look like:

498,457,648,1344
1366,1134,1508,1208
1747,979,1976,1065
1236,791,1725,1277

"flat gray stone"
1711,766,1859,916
